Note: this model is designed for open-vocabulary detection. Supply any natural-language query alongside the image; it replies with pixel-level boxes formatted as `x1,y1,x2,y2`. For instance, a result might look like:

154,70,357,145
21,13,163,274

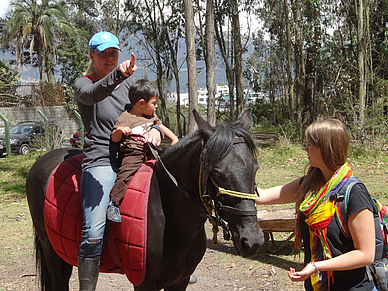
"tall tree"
5,0,73,81
284,0,294,123
184,0,198,132
128,0,172,127
355,0,370,127
214,0,235,121
156,0,185,136
205,0,216,126
231,0,244,118
291,0,304,128
195,0,216,125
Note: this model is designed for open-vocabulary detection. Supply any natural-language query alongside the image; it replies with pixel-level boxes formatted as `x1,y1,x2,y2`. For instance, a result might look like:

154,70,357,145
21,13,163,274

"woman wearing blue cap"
74,31,163,290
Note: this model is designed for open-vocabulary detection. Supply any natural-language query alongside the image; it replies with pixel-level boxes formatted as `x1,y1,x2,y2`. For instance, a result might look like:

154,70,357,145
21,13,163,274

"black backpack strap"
334,178,388,290
372,259,388,291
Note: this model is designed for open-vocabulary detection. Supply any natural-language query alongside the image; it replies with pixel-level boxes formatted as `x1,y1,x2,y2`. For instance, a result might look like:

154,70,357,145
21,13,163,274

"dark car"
0,121,45,155
70,129,88,148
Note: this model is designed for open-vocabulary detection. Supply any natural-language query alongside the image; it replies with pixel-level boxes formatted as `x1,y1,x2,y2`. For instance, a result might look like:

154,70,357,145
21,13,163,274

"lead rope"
198,163,220,246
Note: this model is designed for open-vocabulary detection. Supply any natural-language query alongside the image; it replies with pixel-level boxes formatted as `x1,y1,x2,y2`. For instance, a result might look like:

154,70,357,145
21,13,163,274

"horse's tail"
34,228,51,291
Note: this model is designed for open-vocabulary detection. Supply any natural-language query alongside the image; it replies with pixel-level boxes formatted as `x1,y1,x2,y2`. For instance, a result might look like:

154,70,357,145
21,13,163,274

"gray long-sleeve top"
74,68,134,170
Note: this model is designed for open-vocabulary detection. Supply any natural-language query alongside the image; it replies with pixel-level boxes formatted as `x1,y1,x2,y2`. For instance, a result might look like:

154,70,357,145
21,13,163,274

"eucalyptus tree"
370,0,388,80
184,0,199,133
99,0,134,46
126,0,173,127
214,0,236,121
205,0,216,126
194,0,216,126
5,0,73,82
155,0,186,136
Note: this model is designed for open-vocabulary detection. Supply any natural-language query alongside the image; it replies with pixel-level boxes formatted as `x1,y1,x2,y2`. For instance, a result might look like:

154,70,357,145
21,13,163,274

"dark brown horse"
26,109,264,290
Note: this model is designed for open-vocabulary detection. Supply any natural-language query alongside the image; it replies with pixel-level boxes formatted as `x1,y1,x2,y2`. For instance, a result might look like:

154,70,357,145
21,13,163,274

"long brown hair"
296,118,349,211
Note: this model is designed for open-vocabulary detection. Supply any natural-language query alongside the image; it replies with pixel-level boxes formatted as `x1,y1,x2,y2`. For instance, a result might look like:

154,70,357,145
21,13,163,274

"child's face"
142,96,158,116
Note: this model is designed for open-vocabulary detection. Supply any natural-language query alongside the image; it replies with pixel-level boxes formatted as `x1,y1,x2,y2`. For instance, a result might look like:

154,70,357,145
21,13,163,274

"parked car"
0,121,45,155
70,129,88,148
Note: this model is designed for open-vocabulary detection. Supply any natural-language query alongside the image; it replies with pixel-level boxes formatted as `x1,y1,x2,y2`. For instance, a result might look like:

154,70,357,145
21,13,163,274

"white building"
166,85,267,107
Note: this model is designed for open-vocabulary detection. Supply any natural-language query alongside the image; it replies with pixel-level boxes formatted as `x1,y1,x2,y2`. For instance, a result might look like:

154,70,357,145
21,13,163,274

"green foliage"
62,83,78,112
4,0,74,81
58,34,89,86
0,58,20,85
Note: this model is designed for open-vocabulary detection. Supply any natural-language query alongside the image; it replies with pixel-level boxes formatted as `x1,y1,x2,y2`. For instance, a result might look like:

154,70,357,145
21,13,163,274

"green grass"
0,153,40,265
0,152,41,199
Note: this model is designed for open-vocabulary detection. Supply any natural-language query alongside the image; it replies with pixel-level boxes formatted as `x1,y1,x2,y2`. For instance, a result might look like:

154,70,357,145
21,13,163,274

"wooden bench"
257,208,296,254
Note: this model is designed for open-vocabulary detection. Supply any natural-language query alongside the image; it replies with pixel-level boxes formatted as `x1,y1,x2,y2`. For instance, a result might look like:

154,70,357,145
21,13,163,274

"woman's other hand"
119,53,138,77
288,264,316,282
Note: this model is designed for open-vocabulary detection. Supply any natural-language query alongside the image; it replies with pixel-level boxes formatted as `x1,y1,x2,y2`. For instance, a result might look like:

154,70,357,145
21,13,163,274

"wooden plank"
257,208,296,232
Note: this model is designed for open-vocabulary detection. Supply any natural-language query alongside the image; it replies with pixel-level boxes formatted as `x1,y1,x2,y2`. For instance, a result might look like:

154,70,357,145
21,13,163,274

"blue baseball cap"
89,31,120,52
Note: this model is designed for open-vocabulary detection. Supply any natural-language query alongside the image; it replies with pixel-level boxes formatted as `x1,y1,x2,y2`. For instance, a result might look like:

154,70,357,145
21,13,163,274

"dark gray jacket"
74,68,134,170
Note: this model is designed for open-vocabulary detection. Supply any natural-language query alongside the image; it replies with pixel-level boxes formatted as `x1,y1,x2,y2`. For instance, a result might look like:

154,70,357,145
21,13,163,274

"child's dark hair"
129,79,159,104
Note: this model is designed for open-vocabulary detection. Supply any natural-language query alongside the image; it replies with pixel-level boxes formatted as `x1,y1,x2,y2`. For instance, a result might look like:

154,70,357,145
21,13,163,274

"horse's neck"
161,138,202,191
158,139,207,230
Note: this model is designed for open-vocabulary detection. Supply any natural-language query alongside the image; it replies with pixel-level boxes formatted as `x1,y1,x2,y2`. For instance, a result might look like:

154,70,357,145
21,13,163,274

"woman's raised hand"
119,53,138,77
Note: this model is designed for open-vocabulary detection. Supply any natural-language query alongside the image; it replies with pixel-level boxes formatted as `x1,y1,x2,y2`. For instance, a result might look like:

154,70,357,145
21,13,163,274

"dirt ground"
0,220,304,291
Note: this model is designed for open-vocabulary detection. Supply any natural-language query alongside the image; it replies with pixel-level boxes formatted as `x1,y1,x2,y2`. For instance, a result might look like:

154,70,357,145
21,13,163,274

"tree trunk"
356,0,368,127
184,0,198,133
291,0,304,129
303,0,317,126
206,0,216,126
284,0,294,123
155,48,169,127
231,0,244,118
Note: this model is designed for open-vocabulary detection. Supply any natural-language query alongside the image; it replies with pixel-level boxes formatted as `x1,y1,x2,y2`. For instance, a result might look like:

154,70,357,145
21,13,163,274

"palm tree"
5,0,73,82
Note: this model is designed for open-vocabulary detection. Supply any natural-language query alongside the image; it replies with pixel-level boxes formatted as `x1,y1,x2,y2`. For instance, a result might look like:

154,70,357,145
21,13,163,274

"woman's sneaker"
106,201,122,222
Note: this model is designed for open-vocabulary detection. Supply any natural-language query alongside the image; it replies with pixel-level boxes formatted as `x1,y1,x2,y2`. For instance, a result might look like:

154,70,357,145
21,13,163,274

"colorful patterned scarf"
296,162,353,291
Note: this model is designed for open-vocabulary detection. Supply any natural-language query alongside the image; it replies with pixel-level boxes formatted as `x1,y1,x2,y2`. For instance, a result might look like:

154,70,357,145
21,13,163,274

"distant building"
166,85,267,107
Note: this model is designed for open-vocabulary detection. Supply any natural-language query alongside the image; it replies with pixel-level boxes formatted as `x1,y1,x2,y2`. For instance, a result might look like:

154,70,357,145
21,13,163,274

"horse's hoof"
188,275,197,285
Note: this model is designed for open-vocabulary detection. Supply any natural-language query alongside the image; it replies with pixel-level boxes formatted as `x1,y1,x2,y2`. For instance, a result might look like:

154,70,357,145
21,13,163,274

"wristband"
309,262,319,274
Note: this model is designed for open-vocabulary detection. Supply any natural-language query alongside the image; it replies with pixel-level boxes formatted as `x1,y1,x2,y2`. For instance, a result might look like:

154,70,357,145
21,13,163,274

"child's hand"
170,137,179,145
117,126,132,136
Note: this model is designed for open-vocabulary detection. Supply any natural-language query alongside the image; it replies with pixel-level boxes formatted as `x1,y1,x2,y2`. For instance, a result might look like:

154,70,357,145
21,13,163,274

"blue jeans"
78,165,117,259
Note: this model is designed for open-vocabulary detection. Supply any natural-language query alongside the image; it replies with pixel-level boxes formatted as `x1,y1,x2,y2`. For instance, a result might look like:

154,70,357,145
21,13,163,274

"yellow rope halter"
198,163,258,245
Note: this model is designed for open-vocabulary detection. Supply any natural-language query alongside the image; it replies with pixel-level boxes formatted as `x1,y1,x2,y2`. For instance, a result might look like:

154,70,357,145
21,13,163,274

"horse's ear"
236,109,253,130
193,109,213,137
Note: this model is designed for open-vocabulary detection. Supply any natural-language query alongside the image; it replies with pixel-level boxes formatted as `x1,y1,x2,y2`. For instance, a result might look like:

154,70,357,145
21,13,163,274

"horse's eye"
212,168,222,177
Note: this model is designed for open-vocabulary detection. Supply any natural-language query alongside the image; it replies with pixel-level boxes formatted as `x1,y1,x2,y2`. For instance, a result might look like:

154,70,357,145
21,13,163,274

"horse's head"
194,109,264,258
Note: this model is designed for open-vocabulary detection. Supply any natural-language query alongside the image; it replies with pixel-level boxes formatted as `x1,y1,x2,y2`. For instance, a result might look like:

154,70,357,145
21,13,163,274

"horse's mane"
200,121,257,193
161,131,202,161
160,119,256,194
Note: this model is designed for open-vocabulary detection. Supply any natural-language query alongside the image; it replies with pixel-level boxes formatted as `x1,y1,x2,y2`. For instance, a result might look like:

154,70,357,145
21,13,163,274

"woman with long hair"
256,119,377,290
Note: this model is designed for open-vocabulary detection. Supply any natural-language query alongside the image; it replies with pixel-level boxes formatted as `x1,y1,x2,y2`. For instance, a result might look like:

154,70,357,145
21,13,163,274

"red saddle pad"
44,154,155,286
